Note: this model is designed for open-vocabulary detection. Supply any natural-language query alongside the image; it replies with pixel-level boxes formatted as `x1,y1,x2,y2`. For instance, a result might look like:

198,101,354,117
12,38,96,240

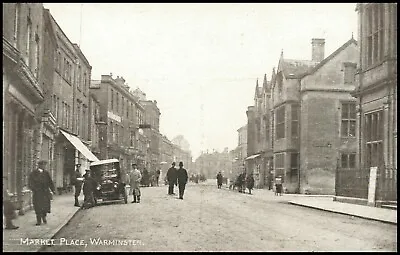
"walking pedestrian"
71,163,83,207
155,169,161,186
275,176,283,196
246,174,255,194
216,171,223,189
82,170,97,209
3,183,19,230
28,160,56,226
166,162,177,195
176,162,188,199
129,163,142,203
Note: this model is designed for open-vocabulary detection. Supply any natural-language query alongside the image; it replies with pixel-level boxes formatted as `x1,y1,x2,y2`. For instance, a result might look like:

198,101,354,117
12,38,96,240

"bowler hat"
179,161,183,167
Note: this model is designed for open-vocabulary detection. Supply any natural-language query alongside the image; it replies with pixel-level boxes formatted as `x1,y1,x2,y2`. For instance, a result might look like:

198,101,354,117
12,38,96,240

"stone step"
381,204,397,210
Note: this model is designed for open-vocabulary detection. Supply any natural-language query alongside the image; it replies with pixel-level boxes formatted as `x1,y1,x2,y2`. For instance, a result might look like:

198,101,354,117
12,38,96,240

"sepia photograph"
2,2,397,252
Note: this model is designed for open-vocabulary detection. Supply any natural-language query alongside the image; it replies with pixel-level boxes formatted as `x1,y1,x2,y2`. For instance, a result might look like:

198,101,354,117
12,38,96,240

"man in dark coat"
246,174,255,194
28,160,56,226
216,172,223,189
82,170,98,209
177,162,188,200
166,162,177,195
71,163,83,207
155,169,161,186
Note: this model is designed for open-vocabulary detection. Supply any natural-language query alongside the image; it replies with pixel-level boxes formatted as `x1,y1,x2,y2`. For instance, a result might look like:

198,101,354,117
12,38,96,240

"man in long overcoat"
216,172,223,189
176,162,188,200
166,162,177,195
129,163,142,203
246,174,255,194
82,170,98,209
28,160,56,226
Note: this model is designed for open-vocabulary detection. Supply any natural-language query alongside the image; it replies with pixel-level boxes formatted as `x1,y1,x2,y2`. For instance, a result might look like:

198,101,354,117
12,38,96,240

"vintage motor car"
89,159,128,204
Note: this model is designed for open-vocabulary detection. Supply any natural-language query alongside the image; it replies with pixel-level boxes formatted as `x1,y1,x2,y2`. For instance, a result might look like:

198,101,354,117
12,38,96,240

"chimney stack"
311,38,325,62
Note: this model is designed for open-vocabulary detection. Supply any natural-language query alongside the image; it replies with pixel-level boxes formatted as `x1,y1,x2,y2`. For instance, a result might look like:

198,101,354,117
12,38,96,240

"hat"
132,163,137,166
171,162,175,166
179,161,183,167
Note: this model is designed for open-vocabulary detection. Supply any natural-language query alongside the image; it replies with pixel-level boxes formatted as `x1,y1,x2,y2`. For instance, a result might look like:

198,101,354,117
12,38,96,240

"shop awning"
245,154,260,160
60,130,99,162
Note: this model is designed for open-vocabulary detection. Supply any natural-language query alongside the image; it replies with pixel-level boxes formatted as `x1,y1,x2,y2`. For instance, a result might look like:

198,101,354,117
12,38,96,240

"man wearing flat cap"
28,160,56,226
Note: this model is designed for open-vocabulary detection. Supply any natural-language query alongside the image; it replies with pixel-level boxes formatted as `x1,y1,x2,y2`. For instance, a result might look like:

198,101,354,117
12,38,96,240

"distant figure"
71,164,83,207
155,169,161,186
129,163,142,203
275,176,283,196
176,162,188,199
82,170,97,209
166,162,177,195
3,183,18,230
237,173,245,193
28,160,56,226
142,168,150,187
216,172,223,189
246,174,255,194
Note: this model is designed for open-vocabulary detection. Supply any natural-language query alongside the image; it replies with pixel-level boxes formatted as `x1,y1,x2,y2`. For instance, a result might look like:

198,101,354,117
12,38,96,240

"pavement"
218,182,397,225
2,182,397,252
3,192,82,252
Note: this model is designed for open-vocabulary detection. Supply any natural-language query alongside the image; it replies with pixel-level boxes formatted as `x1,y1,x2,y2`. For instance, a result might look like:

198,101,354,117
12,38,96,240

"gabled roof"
299,38,358,79
280,58,318,79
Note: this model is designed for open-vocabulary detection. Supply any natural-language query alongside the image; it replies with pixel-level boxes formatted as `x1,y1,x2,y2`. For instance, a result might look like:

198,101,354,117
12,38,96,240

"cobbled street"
42,183,397,252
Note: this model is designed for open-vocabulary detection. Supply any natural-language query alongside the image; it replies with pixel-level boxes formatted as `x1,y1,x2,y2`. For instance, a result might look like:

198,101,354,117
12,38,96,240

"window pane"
341,154,348,168
349,121,356,137
342,104,349,119
349,103,356,119
341,121,348,136
349,154,356,168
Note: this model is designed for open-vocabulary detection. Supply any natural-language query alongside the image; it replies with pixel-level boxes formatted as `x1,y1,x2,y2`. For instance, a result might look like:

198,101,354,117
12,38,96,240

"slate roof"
299,38,358,78
281,59,319,79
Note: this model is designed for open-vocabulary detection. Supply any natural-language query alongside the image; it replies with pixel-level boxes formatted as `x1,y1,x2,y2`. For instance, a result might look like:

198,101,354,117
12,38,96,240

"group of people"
71,163,100,209
229,172,255,194
166,162,188,199
140,168,161,187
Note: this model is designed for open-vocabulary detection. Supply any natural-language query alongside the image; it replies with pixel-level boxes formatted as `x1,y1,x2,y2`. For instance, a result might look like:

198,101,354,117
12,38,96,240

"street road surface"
42,182,397,252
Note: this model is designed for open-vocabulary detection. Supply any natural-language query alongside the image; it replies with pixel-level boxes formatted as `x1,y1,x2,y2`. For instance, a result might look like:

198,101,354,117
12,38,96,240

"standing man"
176,162,188,200
155,169,161,186
166,162,177,195
71,163,83,207
216,171,223,189
246,173,255,194
28,160,56,226
129,163,142,203
82,170,97,209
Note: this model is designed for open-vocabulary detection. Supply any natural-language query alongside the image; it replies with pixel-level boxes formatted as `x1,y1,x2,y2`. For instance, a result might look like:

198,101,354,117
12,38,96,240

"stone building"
348,3,397,206
247,37,359,194
47,10,98,192
3,3,45,213
159,134,174,180
90,74,146,176
140,99,161,173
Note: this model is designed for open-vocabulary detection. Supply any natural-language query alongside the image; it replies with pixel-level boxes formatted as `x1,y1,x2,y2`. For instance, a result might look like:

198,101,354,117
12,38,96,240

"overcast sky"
43,3,358,160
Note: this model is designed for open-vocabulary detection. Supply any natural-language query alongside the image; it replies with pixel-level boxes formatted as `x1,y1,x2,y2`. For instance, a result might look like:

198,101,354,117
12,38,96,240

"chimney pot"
311,38,325,62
